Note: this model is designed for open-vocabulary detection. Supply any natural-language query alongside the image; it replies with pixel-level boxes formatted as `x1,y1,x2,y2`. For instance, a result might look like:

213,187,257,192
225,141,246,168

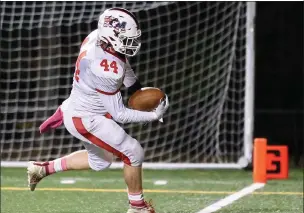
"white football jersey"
62,30,156,123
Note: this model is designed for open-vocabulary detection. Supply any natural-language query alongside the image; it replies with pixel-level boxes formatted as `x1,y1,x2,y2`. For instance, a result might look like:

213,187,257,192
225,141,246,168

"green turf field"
1,168,303,213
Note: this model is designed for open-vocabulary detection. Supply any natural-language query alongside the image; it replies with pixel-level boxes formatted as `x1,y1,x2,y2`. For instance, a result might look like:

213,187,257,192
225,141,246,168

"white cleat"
27,161,47,191
127,201,156,213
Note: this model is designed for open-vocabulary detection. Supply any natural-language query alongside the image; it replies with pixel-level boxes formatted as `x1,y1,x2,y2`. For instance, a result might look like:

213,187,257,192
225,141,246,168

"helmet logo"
104,16,127,35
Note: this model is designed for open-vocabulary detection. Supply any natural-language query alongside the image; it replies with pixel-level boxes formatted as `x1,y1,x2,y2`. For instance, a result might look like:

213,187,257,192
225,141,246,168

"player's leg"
65,150,90,170
124,164,143,194
124,164,154,213
27,150,89,190
27,147,113,191
121,144,146,209
27,111,113,191
72,116,154,212
44,143,113,172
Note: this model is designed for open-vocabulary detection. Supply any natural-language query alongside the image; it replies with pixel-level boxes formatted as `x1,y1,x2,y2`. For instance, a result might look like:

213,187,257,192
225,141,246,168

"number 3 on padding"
100,59,118,74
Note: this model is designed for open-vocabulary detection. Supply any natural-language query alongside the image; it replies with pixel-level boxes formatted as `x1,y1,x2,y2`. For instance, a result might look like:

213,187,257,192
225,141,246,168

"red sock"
35,158,68,176
128,191,146,208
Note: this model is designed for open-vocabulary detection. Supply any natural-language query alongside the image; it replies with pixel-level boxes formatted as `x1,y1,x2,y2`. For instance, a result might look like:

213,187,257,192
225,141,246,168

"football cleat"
27,161,47,191
127,200,156,213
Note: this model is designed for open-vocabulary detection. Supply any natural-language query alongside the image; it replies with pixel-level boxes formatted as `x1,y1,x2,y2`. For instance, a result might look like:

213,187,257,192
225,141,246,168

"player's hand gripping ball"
128,87,165,111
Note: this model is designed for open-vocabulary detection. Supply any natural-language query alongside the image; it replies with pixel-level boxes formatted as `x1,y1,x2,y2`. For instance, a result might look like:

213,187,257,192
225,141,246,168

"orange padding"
253,138,267,183
253,138,289,183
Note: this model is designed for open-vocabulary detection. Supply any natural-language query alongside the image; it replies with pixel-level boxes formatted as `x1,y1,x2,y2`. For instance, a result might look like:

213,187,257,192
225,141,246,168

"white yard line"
197,183,265,213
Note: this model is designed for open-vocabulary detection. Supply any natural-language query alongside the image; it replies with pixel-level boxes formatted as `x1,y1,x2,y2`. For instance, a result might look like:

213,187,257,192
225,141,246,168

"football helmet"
98,8,141,57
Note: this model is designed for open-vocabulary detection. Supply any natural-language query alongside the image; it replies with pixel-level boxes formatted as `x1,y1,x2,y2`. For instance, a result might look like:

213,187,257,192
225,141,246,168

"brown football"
128,88,165,111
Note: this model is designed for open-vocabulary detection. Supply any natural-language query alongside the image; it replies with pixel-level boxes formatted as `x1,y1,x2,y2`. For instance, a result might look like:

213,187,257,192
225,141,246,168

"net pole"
244,2,256,163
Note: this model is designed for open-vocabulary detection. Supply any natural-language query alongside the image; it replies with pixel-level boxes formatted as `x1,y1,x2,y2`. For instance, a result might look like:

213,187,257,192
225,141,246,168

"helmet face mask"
118,33,141,56
98,8,141,57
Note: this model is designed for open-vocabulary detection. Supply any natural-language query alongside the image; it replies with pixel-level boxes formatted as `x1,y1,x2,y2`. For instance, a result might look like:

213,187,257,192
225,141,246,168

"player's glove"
153,94,169,122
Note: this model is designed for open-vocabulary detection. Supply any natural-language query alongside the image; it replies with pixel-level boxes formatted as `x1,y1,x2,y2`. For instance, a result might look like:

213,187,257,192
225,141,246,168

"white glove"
153,94,169,121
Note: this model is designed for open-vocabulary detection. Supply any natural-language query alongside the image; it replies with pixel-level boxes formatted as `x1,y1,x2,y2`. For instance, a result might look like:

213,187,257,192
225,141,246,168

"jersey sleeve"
98,91,157,124
89,59,123,94
123,59,138,88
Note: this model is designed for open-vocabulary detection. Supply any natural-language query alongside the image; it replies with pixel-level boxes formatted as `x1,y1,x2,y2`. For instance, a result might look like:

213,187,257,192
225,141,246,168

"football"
128,87,165,111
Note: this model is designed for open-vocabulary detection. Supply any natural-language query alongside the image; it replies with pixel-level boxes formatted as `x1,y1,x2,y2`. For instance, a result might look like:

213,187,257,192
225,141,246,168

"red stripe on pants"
72,117,131,165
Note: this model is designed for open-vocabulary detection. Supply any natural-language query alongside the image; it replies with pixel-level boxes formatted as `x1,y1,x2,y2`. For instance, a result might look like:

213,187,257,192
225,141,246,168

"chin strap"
97,37,113,51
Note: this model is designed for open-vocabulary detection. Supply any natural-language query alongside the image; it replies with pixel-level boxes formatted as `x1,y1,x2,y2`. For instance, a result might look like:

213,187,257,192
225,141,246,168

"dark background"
255,2,303,166
0,2,303,165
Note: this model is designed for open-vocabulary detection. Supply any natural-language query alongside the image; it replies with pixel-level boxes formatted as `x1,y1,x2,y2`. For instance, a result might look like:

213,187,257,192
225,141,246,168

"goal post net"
0,2,255,168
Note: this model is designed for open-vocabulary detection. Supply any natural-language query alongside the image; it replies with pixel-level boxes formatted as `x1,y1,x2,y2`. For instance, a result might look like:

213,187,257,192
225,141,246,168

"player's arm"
98,90,167,124
123,59,142,96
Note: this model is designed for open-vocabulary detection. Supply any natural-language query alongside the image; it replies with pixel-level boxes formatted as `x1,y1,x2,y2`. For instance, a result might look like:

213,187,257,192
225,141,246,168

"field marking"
1,186,303,196
197,183,265,213
1,176,242,185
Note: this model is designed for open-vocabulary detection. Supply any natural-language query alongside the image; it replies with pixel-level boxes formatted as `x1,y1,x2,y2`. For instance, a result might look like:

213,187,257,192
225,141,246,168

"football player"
27,8,169,213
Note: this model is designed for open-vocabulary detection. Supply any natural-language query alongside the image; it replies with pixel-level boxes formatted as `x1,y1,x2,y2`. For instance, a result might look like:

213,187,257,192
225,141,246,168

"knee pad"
128,138,144,167
88,156,112,171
